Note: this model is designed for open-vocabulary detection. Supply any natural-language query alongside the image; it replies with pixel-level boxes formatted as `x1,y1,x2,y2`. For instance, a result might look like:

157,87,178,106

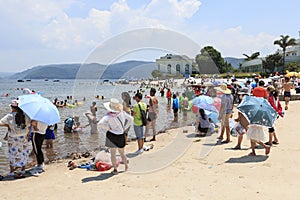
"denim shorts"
134,125,144,140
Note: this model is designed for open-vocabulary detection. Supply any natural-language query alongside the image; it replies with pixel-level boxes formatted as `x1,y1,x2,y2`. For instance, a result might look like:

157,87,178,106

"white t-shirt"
0,112,29,137
98,111,133,135
32,121,48,135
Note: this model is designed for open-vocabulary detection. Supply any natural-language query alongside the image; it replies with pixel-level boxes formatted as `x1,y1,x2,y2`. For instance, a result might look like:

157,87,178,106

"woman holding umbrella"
237,96,277,156
29,120,48,174
0,100,30,178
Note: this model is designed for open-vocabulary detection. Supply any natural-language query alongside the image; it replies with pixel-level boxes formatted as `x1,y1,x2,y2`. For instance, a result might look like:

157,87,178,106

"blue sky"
0,0,299,72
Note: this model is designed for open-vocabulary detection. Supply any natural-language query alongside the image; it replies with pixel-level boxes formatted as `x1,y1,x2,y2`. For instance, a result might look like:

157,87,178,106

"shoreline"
1,101,300,199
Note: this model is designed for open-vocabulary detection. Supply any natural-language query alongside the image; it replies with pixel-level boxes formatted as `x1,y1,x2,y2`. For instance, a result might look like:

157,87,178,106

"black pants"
32,132,45,165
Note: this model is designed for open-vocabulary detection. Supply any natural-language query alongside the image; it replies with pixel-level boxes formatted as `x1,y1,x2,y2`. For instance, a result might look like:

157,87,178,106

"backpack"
138,103,147,126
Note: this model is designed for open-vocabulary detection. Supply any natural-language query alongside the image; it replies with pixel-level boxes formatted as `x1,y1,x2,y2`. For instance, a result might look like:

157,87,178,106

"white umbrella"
18,94,60,125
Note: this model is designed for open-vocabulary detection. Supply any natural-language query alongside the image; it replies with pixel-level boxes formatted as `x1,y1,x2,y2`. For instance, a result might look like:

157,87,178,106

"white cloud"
0,0,283,71
192,26,278,58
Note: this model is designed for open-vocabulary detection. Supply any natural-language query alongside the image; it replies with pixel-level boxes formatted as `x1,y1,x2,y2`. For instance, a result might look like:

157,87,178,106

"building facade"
156,54,195,76
241,58,264,72
280,37,300,64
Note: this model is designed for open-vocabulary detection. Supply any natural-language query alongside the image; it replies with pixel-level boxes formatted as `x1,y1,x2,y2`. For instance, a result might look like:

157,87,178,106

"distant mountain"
10,61,157,80
224,57,245,69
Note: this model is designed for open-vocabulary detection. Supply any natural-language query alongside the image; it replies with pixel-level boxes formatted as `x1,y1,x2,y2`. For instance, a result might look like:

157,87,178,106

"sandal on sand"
221,140,230,144
233,146,241,150
248,152,256,156
111,169,118,175
272,141,279,145
217,136,223,140
14,174,25,179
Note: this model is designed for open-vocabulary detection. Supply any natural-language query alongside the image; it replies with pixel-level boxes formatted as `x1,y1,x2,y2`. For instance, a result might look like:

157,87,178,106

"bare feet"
265,146,271,155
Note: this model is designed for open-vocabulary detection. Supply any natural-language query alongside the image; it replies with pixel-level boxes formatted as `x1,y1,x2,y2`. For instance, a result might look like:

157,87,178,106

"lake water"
0,79,194,175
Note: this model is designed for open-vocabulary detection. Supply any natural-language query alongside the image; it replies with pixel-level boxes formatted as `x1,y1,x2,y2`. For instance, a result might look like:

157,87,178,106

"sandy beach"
0,98,300,200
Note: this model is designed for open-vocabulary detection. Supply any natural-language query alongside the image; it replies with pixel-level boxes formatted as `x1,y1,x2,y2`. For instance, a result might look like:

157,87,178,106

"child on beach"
45,125,55,148
246,124,271,156
172,94,179,122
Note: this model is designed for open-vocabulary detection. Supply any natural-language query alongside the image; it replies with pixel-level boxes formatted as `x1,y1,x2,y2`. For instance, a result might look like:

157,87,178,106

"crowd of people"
0,74,299,180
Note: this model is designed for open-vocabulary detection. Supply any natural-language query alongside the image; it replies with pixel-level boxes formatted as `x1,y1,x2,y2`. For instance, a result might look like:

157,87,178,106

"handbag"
147,112,156,121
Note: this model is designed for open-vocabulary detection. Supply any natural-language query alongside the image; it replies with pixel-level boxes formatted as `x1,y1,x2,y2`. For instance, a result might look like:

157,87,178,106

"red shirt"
252,87,268,98
166,90,172,98
268,95,283,116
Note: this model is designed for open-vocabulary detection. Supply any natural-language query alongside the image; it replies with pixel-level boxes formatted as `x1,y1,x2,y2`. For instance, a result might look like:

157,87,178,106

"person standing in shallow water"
172,94,179,122
90,101,97,116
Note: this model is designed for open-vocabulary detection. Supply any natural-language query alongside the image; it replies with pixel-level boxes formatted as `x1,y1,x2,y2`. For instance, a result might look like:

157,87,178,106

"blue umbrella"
204,110,219,123
237,96,278,127
196,102,218,113
18,94,60,125
192,95,214,105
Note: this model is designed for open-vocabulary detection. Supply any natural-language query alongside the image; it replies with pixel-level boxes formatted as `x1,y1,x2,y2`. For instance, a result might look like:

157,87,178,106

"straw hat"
9,99,18,107
267,85,275,92
103,98,122,113
217,83,231,94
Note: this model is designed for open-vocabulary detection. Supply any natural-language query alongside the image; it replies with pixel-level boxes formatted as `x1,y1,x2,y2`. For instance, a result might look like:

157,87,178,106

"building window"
185,64,190,74
176,64,181,74
167,64,171,74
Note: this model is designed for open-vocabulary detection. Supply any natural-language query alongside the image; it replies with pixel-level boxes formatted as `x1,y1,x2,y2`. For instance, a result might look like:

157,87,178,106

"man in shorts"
132,93,147,154
283,76,293,110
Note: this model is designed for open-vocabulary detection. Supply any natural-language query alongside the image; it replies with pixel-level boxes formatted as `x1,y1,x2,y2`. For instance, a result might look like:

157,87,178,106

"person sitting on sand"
196,108,210,137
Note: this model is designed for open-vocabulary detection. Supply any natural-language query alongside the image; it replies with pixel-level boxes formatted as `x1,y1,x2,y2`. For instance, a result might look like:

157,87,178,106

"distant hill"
224,57,245,69
10,61,157,80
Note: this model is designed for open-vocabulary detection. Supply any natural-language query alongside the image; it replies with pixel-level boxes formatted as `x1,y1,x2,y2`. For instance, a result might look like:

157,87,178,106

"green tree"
195,46,233,74
262,52,283,73
151,70,162,78
274,35,297,73
242,52,260,61
286,62,300,72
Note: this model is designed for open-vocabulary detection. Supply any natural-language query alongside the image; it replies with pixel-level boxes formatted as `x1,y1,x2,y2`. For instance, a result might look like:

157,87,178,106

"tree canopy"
262,52,283,73
195,46,233,74
243,52,260,61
